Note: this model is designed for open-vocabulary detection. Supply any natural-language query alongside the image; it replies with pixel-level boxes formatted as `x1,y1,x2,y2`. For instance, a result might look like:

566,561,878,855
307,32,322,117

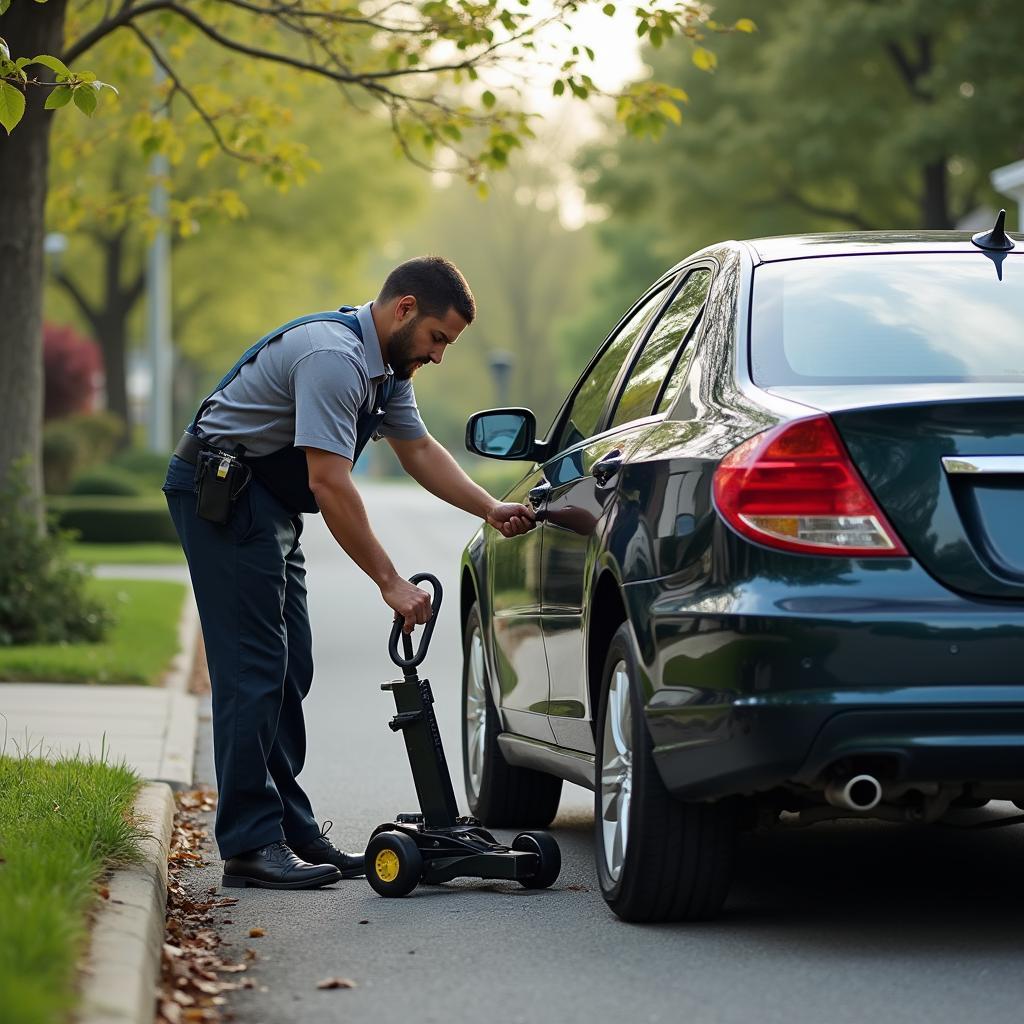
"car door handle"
528,481,552,509
591,449,623,487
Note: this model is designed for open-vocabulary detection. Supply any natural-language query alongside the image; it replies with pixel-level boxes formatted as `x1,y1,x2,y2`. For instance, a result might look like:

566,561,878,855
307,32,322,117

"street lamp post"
488,350,514,408
146,61,173,453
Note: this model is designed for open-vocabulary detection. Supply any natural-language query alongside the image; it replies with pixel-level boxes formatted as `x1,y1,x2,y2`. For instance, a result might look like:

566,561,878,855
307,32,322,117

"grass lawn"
69,541,184,566
0,578,186,684
0,753,143,1024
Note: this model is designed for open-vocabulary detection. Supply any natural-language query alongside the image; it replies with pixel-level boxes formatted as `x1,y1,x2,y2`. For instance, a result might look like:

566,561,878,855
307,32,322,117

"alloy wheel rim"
465,627,488,800
600,660,633,883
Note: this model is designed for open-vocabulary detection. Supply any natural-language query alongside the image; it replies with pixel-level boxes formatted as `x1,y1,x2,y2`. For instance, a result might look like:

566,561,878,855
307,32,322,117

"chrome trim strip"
497,734,596,791
941,455,1024,475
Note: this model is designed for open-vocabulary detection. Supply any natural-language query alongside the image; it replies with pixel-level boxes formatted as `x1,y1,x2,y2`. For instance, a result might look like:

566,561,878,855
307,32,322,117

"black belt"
173,430,230,465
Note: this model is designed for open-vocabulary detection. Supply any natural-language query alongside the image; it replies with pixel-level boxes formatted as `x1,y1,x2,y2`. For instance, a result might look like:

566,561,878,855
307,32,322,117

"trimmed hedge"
110,449,174,489
42,412,126,494
47,496,178,544
69,466,144,497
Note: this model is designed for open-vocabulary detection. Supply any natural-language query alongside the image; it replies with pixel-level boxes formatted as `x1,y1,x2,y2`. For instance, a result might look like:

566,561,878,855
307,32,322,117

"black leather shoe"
222,840,343,889
292,821,365,878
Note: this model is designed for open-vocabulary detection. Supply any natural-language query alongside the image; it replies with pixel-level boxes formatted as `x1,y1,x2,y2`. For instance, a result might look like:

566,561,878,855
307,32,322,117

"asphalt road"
190,482,1024,1024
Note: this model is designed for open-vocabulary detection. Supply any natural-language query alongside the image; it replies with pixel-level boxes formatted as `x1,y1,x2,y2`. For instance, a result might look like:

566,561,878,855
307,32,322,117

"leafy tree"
43,42,424,434
2,0,743,510
574,0,1024,357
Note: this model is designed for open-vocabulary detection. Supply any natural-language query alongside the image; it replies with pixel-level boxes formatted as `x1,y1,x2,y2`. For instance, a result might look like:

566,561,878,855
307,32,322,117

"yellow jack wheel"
366,831,423,897
374,849,400,883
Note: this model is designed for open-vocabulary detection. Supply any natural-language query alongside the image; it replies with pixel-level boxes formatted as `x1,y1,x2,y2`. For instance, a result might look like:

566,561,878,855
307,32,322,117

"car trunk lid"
823,397,1024,599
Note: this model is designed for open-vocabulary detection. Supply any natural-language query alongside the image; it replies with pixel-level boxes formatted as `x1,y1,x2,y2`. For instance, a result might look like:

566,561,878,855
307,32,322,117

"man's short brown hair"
378,256,476,324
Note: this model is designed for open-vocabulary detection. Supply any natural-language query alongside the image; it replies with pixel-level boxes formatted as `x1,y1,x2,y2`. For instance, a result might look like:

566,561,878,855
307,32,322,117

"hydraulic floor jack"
366,573,561,897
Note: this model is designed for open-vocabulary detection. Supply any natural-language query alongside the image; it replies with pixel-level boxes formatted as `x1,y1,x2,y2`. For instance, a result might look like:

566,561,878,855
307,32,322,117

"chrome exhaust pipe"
825,774,882,812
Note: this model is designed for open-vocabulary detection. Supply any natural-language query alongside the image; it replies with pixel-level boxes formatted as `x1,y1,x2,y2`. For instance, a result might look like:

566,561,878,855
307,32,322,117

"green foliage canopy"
2,0,753,175
572,0,1024,360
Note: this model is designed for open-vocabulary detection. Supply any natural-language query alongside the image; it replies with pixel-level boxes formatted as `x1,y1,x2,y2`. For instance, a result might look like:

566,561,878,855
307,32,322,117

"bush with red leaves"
43,321,103,420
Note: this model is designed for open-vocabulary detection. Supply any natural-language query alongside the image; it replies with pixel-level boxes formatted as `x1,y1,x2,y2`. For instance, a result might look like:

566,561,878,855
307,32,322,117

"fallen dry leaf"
248,927,266,938
160,1000,182,1024
316,977,357,990
156,788,249,1024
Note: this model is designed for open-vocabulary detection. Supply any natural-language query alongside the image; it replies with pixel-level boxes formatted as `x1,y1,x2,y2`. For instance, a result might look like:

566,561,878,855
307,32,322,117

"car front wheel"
462,604,562,828
595,622,738,922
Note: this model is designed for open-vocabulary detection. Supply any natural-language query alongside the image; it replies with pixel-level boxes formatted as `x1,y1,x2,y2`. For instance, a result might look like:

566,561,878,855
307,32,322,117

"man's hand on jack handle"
382,576,434,634
486,501,536,538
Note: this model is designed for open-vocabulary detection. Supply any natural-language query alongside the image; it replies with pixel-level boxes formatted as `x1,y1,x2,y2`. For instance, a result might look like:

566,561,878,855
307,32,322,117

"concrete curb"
77,782,175,1024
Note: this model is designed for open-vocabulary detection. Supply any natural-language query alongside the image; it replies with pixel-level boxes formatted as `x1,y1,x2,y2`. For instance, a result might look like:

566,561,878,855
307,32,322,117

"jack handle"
388,572,443,670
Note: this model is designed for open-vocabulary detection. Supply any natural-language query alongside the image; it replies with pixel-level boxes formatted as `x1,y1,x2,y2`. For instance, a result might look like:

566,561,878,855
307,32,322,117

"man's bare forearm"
396,436,495,518
310,471,399,589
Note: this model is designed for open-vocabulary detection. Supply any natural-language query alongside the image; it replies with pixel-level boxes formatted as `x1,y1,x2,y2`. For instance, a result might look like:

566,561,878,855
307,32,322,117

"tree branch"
777,184,874,230
53,270,100,331
64,0,174,64
67,0,519,89
127,25,263,166
886,34,933,102
216,0,425,35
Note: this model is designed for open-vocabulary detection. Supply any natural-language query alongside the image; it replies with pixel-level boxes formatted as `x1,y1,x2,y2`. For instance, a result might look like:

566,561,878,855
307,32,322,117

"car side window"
611,269,713,428
554,286,668,454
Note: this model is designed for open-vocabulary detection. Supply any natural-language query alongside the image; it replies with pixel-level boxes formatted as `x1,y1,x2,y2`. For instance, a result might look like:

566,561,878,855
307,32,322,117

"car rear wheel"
461,604,562,828
595,622,738,922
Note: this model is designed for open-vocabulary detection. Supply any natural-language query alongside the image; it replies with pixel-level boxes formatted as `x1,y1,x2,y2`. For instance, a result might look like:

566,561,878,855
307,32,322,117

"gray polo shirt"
196,302,427,460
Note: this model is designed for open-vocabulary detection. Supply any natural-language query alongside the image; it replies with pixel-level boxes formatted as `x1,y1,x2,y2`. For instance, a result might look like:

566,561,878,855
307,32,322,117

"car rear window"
750,253,1024,385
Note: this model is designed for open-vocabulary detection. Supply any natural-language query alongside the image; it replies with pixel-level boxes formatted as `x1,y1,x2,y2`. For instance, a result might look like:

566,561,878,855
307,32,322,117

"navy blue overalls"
162,308,394,859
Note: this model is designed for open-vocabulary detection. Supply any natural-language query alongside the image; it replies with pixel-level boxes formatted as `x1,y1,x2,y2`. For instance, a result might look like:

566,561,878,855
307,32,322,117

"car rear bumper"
625,570,1024,800
648,689,1024,800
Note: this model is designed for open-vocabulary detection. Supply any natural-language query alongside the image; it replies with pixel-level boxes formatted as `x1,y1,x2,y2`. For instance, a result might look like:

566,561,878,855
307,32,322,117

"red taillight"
712,415,908,556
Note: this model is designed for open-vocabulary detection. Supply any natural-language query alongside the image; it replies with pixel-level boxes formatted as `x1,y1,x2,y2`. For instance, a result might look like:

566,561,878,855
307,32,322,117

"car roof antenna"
971,209,1015,252
972,209,1015,280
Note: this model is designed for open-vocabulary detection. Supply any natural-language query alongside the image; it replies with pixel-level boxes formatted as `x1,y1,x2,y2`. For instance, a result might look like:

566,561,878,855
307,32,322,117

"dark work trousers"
162,455,321,859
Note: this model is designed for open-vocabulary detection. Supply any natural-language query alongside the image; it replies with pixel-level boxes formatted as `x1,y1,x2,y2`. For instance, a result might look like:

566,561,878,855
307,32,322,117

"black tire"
594,623,738,923
461,604,562,828
513,831,562,889
366,831,422,898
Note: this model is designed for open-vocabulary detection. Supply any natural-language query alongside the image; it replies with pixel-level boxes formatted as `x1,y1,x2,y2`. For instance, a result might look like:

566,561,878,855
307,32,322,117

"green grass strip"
0,579,186,684
0,753,143,1024
69,542,184,566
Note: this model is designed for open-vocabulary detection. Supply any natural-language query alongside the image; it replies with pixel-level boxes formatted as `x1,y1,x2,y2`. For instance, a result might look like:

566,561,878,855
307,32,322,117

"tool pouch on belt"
194,450,251,525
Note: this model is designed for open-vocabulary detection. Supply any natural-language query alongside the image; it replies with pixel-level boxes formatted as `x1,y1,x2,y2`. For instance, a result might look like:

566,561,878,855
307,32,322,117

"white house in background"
991,158,1024,231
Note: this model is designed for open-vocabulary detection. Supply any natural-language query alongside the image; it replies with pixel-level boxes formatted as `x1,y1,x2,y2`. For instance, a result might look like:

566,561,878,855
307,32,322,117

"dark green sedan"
458,225,1024,923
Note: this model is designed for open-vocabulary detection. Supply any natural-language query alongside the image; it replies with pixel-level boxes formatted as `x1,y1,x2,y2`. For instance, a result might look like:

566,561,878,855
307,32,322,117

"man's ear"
396,295,418,321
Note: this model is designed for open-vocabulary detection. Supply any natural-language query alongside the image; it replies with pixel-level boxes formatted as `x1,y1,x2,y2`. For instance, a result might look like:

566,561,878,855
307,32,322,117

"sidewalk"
0,563,198,787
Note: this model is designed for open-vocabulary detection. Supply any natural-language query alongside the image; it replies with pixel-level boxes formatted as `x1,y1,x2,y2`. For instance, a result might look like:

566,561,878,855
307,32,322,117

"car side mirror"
465,408,536,461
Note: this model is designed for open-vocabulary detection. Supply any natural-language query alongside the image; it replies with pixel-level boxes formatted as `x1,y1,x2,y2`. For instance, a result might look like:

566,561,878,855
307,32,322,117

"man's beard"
388,317,427,380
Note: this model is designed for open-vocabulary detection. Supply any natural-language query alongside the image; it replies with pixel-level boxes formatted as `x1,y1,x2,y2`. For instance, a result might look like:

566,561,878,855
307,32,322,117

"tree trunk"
0,0,69,505
921,157,953,229
54,227,141,441
96,306,131,434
